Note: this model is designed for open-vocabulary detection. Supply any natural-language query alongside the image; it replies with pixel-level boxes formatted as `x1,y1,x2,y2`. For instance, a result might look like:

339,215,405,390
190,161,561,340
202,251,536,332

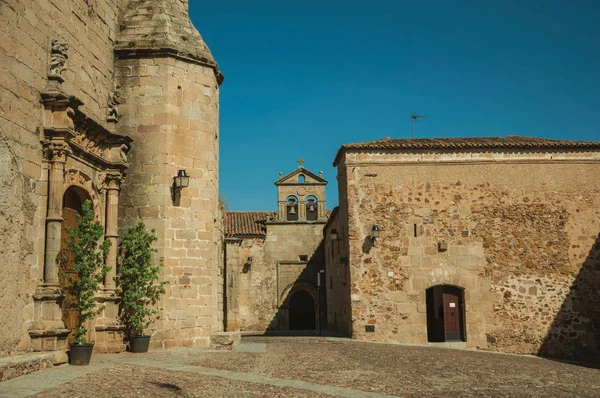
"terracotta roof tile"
333,136,600,165
225,212,275,238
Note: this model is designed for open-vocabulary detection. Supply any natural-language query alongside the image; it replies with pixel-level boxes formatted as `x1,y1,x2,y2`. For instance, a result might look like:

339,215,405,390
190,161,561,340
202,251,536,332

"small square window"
299,255,308,262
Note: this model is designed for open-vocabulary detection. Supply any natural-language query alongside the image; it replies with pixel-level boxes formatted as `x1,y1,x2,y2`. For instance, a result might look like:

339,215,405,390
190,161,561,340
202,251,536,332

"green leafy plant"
116,221,168,338
60,199,110,345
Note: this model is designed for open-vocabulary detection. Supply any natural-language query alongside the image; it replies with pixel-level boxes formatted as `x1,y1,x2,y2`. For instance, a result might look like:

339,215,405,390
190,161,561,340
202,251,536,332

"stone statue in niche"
48,39,69,83
107,89,122,123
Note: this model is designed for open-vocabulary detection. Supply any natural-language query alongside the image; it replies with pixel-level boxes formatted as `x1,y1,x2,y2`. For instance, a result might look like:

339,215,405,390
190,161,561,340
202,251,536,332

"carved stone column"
43,142,70,286
104,173,122,290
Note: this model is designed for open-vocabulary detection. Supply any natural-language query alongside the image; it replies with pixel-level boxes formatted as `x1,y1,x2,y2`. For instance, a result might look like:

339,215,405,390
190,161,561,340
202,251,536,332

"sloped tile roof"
225,212,275,238
333,136,600,165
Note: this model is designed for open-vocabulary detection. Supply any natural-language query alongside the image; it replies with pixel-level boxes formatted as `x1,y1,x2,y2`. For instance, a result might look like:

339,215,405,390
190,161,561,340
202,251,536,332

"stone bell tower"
115,0,224,348
274,159,328,223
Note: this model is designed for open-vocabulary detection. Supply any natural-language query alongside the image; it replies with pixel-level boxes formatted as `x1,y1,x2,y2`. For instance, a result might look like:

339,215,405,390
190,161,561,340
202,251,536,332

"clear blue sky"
189,0,600,211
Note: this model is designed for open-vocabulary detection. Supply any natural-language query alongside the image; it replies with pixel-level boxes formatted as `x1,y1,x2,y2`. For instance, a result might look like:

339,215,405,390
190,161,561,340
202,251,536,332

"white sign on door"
449,303,456,308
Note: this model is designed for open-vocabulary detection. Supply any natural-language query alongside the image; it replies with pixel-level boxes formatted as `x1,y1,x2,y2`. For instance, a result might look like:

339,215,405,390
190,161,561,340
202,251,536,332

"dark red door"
442,286,463,342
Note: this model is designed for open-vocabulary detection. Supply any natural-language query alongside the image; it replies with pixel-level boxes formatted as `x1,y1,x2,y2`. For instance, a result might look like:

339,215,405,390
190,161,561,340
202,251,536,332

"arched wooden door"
289,290,316,330
59,187,86,343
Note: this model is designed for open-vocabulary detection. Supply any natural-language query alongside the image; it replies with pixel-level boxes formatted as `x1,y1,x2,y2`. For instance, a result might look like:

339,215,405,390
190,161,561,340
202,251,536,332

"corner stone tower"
115,0,224,348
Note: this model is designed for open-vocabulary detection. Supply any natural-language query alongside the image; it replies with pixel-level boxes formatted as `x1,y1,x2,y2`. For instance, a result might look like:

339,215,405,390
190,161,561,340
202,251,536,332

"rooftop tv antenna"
411,113,426,138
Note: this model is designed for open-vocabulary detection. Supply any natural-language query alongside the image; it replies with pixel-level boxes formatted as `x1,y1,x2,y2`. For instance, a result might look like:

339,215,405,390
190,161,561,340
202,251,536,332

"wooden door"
60,206,80,343
442,286,463,342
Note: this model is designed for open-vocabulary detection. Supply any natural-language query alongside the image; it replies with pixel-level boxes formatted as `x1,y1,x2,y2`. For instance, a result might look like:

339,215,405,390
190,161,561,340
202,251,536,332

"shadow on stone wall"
539,233,600,365
265,240,326,334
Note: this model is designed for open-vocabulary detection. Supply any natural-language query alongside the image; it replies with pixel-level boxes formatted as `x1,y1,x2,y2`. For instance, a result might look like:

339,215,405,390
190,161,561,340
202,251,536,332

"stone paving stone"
2,337,600,397
30,364,338,398
192,337,600,397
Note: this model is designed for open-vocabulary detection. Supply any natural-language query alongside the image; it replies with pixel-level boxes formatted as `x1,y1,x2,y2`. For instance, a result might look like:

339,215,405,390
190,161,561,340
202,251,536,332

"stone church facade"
223,164,328,333
0,0,224,363
326,137,600,362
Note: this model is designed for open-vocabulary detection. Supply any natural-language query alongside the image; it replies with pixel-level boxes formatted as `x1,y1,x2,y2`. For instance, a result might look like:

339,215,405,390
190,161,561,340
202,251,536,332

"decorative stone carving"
105,143,130,164
65,169,91,189
93,171,107,193
48,39,69,83
72,131,105,157
104,172,124,190
43,142,71,162
107,89,122,123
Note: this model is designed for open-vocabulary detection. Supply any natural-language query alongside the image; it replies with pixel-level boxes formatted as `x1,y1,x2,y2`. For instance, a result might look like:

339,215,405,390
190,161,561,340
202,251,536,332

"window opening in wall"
298,174,305,183
299,255,308,262
306,195,318,221
286,196,298,221
413,224,418,238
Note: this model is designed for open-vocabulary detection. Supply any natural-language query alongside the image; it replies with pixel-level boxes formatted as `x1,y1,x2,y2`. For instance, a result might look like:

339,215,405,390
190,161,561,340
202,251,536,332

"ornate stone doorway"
426,285,466,342
289,290,316,330
59,186,92,343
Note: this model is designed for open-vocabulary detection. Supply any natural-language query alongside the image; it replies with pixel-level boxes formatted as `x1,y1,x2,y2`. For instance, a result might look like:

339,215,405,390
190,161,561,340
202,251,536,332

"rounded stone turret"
116,0,223,83
115,0,223,348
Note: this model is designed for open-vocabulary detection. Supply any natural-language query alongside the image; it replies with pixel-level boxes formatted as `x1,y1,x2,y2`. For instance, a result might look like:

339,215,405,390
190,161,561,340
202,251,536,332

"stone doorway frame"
29,91,131,354
279,282,319,332
426,284,467,343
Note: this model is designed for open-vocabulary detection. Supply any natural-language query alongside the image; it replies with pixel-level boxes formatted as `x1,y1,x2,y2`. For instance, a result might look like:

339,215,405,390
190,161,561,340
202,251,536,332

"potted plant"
60,199,111,365
117,221,168,353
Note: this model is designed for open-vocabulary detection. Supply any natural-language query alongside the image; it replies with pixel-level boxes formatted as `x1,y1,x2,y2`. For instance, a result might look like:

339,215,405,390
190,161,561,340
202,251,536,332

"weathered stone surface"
0,0,223,363
209,331,241,350
224,165,328,333
330,143,600,362
0,351,67,382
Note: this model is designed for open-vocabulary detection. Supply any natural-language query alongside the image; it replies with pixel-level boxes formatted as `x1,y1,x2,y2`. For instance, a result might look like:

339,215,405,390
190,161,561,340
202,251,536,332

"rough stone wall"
116,55,220,348
324,210,352,336
227,223,326,332
225,238,268,331
0,0,127,356
214,203,225,333
338,150,600,359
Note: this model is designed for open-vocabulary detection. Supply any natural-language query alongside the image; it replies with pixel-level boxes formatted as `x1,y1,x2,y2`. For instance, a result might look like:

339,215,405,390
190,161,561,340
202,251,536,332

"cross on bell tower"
297,158,304,168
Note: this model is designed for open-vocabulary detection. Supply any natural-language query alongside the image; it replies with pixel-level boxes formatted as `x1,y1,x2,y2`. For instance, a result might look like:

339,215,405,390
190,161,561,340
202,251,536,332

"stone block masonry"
333,141,600,362
0,0,225,359
0,0,129,356
116,54,222,347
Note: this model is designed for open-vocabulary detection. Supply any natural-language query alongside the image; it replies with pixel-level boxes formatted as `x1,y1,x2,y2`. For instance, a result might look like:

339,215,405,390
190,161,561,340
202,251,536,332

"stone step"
0,351,67,382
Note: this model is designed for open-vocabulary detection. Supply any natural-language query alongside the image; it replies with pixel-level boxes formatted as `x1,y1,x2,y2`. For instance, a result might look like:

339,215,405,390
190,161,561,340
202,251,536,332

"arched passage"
426,285,466,342
289,290,316,330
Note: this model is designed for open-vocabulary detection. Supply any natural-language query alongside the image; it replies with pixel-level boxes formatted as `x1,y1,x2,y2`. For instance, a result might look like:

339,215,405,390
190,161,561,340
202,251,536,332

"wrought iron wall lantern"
242,256,253,273
172,170,190,201
369,225,380,243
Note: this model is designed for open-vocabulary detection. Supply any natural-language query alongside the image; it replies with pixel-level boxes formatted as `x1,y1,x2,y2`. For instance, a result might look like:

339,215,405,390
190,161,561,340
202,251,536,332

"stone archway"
289,289,316,330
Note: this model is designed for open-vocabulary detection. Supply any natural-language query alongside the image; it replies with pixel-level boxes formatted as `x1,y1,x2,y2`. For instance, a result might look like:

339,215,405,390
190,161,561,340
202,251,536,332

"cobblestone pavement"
1,336,599,397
